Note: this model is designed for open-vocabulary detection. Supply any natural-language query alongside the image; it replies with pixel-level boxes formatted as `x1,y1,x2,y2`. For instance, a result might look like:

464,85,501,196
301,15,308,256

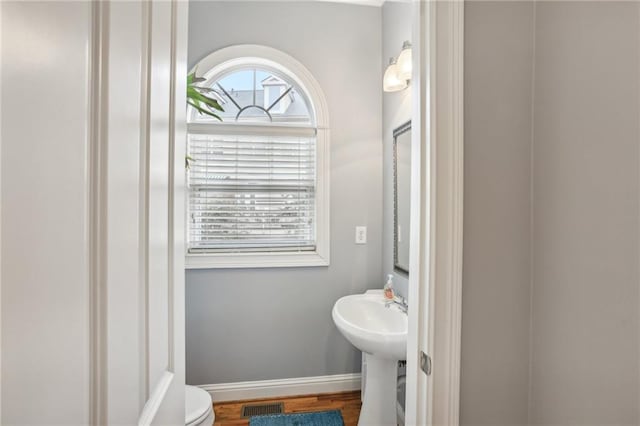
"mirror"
393,121,411,274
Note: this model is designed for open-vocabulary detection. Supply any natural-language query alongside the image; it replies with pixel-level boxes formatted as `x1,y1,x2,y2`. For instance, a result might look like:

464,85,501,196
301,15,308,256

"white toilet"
185,385,215,426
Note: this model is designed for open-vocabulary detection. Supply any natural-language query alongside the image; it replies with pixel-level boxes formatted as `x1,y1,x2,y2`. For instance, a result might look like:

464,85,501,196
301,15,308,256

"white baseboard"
198,373,361,402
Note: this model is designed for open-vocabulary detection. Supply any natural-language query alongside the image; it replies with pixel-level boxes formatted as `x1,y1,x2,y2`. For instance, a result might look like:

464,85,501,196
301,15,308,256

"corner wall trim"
198,373,361,402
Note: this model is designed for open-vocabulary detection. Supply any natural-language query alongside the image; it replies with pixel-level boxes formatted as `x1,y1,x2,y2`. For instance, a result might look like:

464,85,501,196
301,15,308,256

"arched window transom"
189,66,313,124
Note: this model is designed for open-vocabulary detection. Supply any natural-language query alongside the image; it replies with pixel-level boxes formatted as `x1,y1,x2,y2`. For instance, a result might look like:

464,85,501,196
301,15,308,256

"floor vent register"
241,402,285,418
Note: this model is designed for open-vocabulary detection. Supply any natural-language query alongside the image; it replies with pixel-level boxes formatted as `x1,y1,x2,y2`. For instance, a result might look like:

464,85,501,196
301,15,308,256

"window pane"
189,67,312,124
187,133,316,252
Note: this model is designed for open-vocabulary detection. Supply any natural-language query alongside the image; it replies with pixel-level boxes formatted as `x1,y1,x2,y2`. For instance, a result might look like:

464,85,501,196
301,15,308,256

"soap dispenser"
383,274,395,300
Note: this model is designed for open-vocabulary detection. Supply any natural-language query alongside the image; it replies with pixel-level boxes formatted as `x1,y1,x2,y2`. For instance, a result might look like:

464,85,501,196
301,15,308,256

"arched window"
186,45,329,269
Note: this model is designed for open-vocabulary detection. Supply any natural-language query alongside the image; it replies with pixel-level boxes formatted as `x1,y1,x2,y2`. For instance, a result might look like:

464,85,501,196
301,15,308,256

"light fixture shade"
396,41,412,81
383,58,407,92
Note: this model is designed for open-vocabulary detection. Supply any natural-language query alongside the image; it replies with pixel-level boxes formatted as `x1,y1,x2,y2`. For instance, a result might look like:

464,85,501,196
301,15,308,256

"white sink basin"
332,293,407,360
332,291,408,426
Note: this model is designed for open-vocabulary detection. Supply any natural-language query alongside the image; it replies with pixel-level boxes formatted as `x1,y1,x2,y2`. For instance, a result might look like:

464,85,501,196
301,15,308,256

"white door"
405,1,464,425
1,1,188,424
136,0,188,424
405,2,434,423
99,1,188,424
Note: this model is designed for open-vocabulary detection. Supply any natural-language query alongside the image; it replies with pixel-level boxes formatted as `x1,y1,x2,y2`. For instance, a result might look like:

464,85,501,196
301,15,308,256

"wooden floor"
212,391,362,426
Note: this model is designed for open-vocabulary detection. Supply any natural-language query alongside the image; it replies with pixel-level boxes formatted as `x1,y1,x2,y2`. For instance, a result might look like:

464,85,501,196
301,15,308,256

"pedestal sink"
332,291,408,426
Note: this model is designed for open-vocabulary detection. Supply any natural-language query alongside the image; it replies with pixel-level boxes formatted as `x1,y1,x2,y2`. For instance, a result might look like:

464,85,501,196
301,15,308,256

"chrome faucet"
385,296,408,314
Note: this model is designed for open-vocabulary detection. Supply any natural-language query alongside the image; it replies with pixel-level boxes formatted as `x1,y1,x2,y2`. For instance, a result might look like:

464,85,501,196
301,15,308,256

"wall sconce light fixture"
383,40,412,92
383,57,407,92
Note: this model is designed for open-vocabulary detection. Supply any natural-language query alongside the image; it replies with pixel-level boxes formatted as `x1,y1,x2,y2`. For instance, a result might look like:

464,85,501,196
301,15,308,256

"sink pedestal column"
359,354,397,426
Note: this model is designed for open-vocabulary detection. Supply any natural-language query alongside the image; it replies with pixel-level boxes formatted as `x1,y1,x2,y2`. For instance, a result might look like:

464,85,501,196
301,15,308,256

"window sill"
185,250,330,269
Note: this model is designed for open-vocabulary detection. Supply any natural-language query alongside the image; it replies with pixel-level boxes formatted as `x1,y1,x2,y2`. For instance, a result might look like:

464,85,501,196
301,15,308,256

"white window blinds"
187,133,316,252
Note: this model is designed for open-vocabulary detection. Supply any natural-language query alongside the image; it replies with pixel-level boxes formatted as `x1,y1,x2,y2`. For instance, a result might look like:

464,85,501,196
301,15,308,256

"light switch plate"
355,226,367,244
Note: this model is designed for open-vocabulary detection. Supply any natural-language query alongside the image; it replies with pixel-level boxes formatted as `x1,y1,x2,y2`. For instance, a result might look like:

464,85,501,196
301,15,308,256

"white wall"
462,2,535,424
530,2,640,423
1,2,92,423
186,1,383,385
463,1,640,424
382,1,412,299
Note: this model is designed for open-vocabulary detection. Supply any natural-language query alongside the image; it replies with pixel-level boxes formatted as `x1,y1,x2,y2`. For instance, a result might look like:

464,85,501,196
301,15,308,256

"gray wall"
382,1,412,299
462,2,535,424
463,1,640,425
186,1,383,385
530,2,640,424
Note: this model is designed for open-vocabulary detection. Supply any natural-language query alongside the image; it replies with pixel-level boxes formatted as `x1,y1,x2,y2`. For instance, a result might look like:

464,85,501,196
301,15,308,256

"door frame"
405,1,464,425
88,1,188,424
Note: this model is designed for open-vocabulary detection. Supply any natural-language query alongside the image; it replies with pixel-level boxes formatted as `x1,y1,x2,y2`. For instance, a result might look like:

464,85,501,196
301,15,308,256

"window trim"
185,45,330,269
